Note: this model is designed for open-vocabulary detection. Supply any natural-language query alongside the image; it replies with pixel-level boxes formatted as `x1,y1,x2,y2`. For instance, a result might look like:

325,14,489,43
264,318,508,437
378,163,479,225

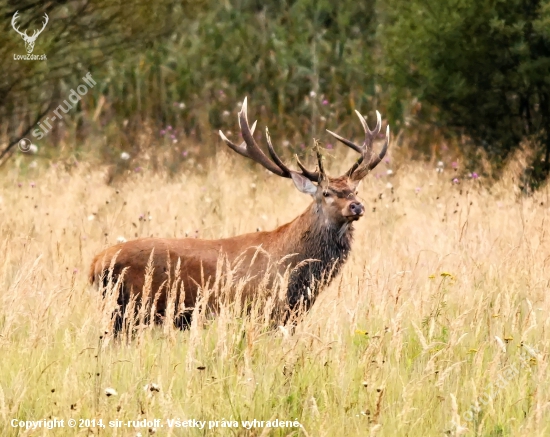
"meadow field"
0,148,548,437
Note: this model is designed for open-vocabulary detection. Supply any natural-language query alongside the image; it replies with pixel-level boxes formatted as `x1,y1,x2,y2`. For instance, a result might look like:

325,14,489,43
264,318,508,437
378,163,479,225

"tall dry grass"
0,149,549,436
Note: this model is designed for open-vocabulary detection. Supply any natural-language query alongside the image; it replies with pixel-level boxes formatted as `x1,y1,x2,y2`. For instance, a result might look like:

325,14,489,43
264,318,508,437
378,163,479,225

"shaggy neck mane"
283,203,354,311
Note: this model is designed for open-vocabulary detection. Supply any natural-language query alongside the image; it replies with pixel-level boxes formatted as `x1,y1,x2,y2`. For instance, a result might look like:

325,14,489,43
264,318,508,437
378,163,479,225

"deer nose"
350,202,364,216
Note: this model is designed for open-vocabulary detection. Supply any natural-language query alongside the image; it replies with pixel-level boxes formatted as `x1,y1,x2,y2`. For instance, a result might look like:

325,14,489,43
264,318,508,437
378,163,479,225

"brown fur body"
89,191,353,327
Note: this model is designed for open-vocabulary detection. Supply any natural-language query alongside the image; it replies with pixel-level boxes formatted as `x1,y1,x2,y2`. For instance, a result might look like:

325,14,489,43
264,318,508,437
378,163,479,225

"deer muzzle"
348,201,364,218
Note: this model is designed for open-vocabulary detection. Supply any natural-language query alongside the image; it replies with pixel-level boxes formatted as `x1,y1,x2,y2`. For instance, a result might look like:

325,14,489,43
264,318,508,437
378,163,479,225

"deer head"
12,11,49,54
219,98,390,226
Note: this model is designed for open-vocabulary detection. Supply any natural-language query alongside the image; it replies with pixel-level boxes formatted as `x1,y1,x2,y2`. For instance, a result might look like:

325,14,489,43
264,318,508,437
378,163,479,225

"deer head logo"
12,11,49,54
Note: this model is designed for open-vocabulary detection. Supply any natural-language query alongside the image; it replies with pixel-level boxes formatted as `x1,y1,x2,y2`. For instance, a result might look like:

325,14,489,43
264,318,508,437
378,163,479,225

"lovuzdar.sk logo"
12,10,48,61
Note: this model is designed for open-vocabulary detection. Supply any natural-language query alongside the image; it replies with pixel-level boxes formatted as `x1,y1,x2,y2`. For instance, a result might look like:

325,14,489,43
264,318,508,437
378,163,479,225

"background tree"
0,0,197,161
379,0,550,188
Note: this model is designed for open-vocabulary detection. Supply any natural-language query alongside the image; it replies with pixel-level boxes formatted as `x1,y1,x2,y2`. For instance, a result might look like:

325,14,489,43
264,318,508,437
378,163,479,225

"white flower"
386,169,393,175
437,161,444,167
494,336,506,353
105,387,117,397
386,182,393,189
87,215,95,221
278,325,290,339
309,91,317,98
282,140,290,147
117,236,127,243
179,102,185,109
29,144,38,154
144,383,160,392
222,110,230,117
120,152,130,160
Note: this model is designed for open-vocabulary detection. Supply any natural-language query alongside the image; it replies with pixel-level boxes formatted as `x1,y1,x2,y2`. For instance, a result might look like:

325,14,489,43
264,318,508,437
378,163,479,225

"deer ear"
290,172,318,196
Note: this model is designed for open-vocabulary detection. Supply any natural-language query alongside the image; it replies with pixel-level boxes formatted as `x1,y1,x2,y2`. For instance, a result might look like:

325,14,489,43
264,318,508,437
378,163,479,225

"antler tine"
218,120,257,158
347,123,390,180
41,13,49,28
220,98,291,178
236,98,290,177
32,14,49,37
265,128,292,177
328,108,390,180
11,11,26,37
366,125,390,170
267,125,324,182
295,155,321,181
326,128,362,153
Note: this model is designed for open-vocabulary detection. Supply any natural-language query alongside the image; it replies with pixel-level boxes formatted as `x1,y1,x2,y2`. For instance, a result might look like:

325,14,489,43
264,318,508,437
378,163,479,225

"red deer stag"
89,98,390,331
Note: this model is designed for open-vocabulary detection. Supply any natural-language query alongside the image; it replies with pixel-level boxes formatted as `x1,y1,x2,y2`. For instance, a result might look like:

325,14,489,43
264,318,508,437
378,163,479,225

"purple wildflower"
322,99,329,105
415,187,421,193
472,172,479,179
453,178,459,184
326,143,333,150
160,130,165,135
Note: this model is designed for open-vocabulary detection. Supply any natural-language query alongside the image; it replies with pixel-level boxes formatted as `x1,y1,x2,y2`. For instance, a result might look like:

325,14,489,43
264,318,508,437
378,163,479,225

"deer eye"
323,191,330,197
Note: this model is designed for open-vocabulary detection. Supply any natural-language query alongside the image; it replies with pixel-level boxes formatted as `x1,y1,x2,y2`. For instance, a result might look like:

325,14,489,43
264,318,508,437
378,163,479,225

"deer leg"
174,310,193,330
101,273,129,336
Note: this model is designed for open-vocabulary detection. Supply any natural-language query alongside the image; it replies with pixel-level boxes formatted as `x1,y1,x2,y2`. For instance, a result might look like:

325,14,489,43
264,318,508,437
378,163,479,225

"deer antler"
30,13,49,39
219,98,324,182
11,11,27,38
12,11,48,40
327,110,390,181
